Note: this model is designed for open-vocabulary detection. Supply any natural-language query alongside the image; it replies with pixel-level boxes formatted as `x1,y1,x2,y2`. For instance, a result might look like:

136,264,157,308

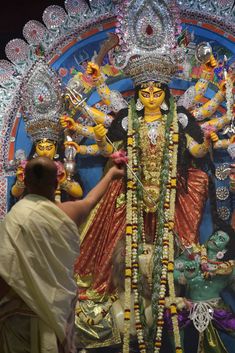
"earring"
136,98,144,111
160,101,168,111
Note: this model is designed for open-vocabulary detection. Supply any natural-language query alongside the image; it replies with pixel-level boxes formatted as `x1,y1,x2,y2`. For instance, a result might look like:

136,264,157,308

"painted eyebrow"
39,142,54,146
140,89,164,93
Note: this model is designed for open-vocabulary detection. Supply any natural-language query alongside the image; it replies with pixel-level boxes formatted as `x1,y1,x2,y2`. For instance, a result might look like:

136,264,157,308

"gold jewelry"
60,180,71,192
145,111,162,117
15,180,25,189
201,70,213,81
76,294,118,326
141,81,161,89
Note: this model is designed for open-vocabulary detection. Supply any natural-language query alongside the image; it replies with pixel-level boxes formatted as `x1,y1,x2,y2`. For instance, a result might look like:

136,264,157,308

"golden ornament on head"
140,81,162,89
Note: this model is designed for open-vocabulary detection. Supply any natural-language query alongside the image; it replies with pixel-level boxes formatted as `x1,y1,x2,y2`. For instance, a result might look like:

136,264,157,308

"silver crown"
112,0,184,85
20,59,63,143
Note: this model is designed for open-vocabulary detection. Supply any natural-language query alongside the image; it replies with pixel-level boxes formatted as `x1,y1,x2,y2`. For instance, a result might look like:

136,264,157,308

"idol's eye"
153,91,163,98
141,91,150,98
38,145,45,151
46,145,54,151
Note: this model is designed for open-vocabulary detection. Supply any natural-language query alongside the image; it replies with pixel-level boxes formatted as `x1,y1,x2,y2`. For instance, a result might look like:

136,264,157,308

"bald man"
0,157,125,353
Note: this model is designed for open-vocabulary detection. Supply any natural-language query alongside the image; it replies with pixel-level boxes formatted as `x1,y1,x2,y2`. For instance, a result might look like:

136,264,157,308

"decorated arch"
0,1,235,353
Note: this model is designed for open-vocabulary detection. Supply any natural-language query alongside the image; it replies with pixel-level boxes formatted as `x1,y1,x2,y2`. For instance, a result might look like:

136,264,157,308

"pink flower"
201,263,209,272
216,251,225,259
110,150,128,165
20,160,28,169
201,123,216,138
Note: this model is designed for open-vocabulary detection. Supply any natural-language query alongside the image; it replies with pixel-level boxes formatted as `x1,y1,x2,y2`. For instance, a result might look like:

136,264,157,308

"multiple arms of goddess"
180,55,234,158
60,62,124,158
63,62,127,127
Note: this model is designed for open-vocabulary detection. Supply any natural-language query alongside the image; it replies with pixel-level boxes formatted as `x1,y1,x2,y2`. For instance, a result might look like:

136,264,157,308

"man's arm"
57,165,125,226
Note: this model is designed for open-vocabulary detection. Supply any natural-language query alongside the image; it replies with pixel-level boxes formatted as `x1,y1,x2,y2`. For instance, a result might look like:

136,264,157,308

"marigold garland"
123,105,134,353
123,98,183,353
132,103,147,353
166,104,182,353
151,98,175,352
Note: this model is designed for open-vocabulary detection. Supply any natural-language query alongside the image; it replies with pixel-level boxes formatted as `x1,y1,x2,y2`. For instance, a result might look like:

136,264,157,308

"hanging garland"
123,103,135,353
124,98,182,352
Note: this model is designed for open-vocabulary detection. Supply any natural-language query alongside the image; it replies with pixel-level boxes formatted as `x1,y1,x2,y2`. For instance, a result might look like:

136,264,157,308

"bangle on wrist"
15,180,25,188
201,70,213,80
60,180,71,192
76,123,82,133
217,90,225,99
93,76,104,86
96,139,106,147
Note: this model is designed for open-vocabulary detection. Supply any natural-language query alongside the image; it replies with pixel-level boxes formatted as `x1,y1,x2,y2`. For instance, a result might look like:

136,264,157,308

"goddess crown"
20,60,63,143
112,0,185,85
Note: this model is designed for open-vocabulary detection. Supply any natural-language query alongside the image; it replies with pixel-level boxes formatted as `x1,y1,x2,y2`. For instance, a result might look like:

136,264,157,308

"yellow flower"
124,311,131,320
126,225,133,234
125,268,132,277
172,133,179,142
168,221,174,230
170,304,177,315
127,137,133,145
176,349,183,353
127,181,134,189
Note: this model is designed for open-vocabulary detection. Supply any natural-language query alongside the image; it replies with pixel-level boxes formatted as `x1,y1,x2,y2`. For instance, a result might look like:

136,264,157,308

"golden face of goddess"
35,139,56,159
138,83,166,111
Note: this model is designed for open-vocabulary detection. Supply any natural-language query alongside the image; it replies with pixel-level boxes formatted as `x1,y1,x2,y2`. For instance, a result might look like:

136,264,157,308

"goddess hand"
86,62,101,80
210,132,219,142
60,116,77,131
230,135,235,144
16,165,25,182
219,73,235,93
64,141,80,153
203,54,217,72
94,124,107,141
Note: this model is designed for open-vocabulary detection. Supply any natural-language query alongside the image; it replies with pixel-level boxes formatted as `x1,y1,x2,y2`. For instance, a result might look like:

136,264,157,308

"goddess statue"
59,1,234,352
62,65,233,352
11,59,113,201
11,138,84,200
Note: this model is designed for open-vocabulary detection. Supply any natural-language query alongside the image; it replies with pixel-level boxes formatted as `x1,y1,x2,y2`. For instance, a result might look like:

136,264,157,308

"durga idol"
61,1,233,352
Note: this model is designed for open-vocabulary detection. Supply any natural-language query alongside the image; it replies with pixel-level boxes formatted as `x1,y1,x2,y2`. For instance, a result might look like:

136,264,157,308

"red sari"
74,168,208,296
